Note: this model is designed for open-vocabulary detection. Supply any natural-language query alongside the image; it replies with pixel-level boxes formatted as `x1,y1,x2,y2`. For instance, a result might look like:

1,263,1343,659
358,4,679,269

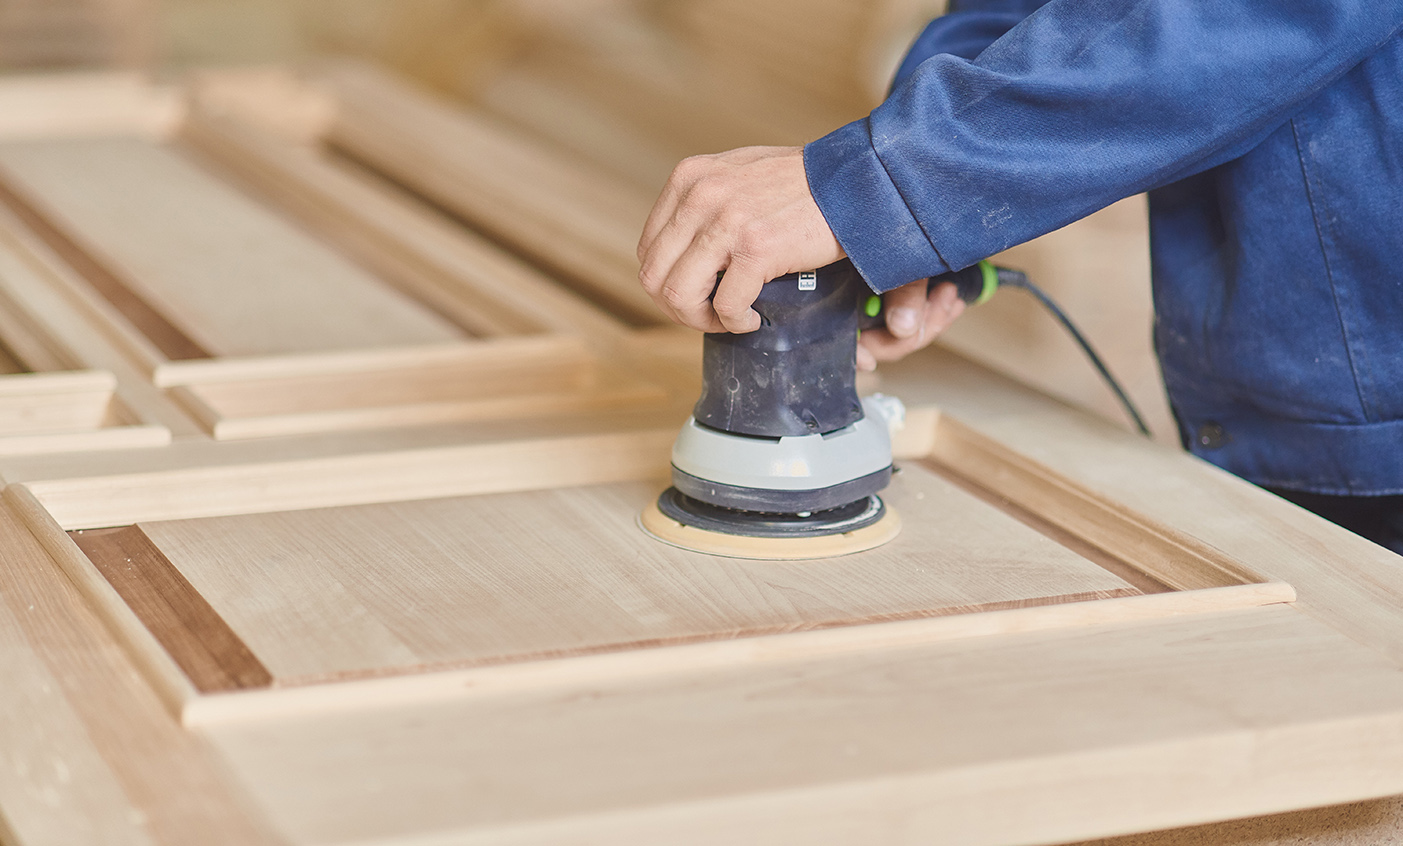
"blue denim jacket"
805,0,1403,495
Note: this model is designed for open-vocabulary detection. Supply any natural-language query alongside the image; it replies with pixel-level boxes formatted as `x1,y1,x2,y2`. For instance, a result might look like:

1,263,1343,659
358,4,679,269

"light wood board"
0,493,279,846
166,339,669,440
0,201,200,438
320,62,661,326
177,100,629,341
105,463,1139,688
0,370,112,435
198,604,1403,846
0,136,464,359
0,72,177,139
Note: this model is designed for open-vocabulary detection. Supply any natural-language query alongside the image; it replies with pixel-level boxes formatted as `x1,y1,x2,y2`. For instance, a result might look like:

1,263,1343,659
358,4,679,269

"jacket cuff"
804,118,952,293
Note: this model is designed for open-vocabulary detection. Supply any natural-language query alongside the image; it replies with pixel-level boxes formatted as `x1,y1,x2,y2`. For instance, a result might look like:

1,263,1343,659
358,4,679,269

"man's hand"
856,278,966,372
637,146,845,333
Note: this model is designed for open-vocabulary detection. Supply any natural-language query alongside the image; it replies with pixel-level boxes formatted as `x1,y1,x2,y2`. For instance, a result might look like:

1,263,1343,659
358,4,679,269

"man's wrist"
803,118,951,293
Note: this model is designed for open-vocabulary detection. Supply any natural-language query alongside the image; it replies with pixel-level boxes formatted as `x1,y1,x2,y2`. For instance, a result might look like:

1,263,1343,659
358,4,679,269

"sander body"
641,254,1148,559
648,258,991,551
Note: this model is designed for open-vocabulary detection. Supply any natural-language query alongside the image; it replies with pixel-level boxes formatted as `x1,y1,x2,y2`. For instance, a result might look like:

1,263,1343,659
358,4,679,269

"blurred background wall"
0,0,1174,443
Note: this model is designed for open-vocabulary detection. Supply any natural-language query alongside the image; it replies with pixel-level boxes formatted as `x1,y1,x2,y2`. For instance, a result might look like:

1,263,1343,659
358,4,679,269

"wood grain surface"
170,340,667,440
321,63,662,326
0,171,209,361
70,525,272,693
0,136,464,358
199,604,1403,846
179,104,630,341
132,463,1139,686
0,498,280,846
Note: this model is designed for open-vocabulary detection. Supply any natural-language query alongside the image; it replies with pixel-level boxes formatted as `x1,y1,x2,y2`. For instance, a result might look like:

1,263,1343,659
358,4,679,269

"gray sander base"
670,465,892,514
657,487,888,538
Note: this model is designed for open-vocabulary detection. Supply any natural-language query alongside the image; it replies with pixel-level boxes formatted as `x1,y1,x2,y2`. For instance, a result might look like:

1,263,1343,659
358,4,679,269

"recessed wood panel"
108,463,1140,688
0,136,465,359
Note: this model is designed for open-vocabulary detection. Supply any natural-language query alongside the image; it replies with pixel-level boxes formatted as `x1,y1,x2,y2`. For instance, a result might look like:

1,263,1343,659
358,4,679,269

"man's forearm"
809,0,1403,293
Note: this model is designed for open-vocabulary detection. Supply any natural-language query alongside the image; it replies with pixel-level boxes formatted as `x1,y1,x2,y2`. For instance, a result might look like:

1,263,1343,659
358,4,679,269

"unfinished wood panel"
149,336,672,441
0,550,153,846
199,605,1403,846
468,13,852,187
0,209,179,450
927,416,1263,592
15,420,683,531
182,582,1291,727
128,463,1138,686
0,370,113,435
0,165,211,362
887,345,1403,676
170,347,667,439
0,203,200,437
0,136,465,360
178,104,628,340
0,72,178,139
320,62,663,326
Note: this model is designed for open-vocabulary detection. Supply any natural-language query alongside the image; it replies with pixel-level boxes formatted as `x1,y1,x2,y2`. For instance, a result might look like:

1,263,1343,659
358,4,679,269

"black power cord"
866,259,1153,438
992,266,1152,438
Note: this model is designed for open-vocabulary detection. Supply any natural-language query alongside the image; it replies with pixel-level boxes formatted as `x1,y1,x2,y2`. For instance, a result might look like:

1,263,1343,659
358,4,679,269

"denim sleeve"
891,0,1052,87
808,0,1403,292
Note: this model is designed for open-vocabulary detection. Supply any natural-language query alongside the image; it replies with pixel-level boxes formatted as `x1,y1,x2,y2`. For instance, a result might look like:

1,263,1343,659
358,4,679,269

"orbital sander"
640,258,999,559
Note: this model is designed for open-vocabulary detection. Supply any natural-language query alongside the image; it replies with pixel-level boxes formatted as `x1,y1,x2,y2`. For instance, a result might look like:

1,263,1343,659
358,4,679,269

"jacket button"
1196,422,1228,449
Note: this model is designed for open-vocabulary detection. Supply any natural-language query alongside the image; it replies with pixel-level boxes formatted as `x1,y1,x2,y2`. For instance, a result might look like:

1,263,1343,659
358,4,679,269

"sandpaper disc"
638,494,902,560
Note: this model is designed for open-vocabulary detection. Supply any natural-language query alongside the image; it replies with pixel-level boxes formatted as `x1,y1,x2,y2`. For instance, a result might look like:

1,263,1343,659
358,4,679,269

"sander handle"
857,260,1004,331
856,262,1152,437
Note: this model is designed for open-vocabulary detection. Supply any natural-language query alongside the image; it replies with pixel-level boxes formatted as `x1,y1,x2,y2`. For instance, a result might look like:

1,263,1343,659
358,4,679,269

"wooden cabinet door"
1,69,1403,846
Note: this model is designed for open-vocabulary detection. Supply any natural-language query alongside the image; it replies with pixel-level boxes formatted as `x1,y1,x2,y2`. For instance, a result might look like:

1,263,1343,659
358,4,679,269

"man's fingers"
658,238,729,332
882,279,930,339
858,282,967,364
637,187,679,263
712,258,768,333
638,215,698,314
637,156,702,262
635,146,845,333
929,280,961,317
856,344,877,372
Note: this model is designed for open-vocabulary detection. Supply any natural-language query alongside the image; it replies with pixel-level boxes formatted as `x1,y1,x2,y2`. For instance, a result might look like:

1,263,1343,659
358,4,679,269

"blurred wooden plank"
0,0,153,70
319,62,663,327
162,337,667,440
0,136,466,359
179,99,629,340
0,72,175,138
0,370,113,434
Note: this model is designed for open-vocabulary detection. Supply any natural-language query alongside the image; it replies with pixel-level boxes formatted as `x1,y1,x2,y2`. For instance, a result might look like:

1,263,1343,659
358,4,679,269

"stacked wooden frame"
1,65,1403,846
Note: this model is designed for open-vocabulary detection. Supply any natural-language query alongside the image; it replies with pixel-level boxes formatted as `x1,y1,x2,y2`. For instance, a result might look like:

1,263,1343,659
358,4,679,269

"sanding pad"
638,496,902,560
